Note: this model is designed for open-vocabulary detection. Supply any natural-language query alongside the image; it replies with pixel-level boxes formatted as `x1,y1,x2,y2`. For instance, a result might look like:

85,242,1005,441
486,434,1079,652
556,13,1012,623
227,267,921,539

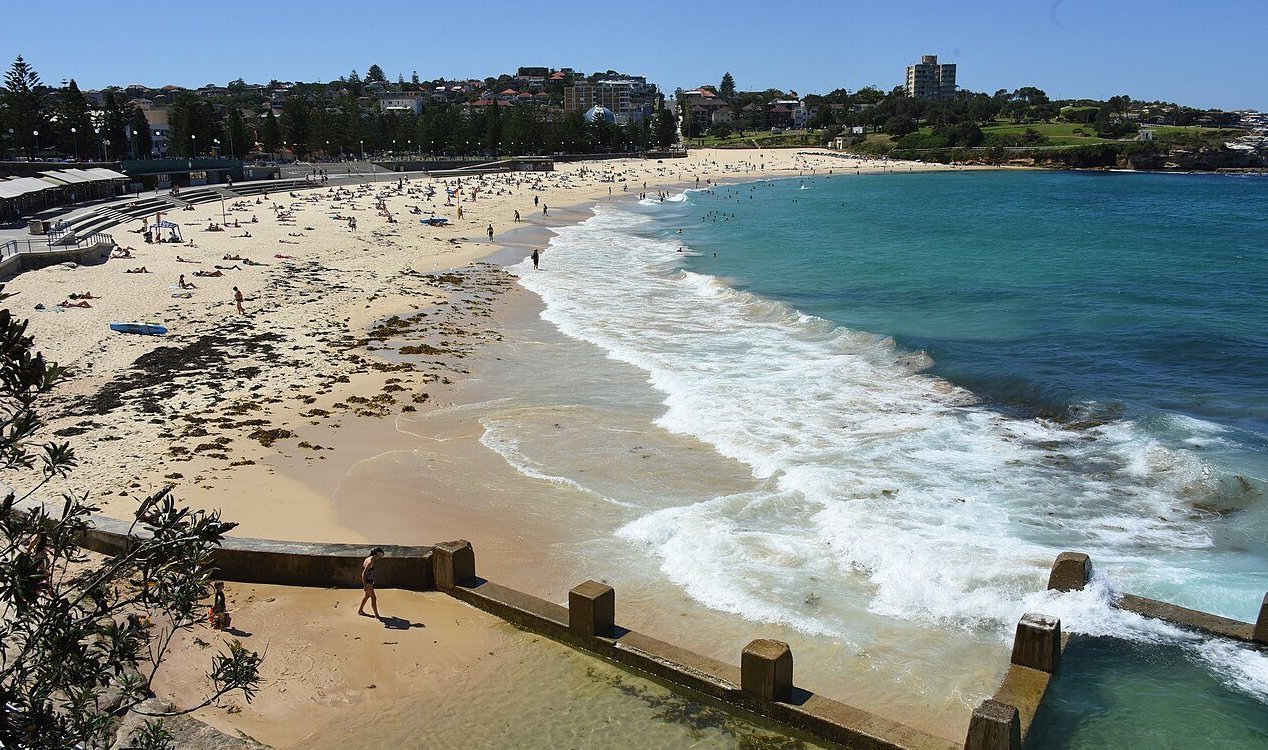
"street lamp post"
190,133,196,157
213,138,220,158
359,139,364,160
70,127,78,161
32,130,39,159
103,139,110,161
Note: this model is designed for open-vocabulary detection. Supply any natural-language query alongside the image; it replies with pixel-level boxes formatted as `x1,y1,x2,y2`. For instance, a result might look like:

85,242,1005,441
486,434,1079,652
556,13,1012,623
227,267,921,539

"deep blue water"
672,170,1268,499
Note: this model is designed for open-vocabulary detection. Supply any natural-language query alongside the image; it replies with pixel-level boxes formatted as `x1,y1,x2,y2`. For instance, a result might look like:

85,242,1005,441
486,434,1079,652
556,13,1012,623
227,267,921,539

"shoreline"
14,149,975,747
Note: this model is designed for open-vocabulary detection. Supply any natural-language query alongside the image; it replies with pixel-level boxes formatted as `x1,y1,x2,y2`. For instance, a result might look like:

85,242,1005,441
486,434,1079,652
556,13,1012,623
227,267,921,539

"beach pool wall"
44,497,1268,750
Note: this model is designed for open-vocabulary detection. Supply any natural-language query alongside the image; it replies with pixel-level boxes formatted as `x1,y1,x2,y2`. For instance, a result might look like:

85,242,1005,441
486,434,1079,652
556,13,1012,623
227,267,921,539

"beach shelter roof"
39,169,98,185
0,176,59,200
83,167,129,180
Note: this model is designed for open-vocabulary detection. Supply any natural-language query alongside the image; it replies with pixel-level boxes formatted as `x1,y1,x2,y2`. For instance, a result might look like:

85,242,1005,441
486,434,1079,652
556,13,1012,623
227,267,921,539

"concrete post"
1253,593,1268,645
741,639,793,702
568,580,615,637
1047,551,1092,592
964,699,1020,750
432,540,476,589
1010,613,1061,673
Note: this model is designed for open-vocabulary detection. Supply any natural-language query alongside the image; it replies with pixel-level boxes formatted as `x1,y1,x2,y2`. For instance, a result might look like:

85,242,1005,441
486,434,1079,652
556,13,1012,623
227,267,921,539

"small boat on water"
109,322,168,336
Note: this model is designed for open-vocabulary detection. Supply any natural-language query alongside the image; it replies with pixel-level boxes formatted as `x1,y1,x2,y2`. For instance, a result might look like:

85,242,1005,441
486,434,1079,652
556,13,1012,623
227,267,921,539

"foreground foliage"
0,285,261,749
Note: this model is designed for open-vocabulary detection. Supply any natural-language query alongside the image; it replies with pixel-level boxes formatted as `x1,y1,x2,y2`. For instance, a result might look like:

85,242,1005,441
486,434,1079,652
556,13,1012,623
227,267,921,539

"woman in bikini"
358,547,384,618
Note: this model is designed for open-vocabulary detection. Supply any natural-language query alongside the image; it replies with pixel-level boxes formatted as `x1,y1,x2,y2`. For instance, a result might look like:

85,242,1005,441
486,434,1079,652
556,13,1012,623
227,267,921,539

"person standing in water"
358,547,384,618
531,248,540,270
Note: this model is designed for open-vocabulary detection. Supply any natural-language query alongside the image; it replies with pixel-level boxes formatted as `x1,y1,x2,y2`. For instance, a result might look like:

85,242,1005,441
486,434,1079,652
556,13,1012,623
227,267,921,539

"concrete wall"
68,506,434,591
430,542,960,750
0,239,113,279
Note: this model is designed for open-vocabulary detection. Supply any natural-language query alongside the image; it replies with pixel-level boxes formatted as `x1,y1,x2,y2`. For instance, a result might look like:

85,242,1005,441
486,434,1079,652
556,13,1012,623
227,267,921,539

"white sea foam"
508,203,1263,696
478,415,628,506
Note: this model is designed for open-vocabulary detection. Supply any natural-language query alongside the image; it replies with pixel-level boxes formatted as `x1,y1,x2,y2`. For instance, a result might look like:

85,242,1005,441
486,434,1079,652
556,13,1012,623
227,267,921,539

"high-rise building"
905,55,956,100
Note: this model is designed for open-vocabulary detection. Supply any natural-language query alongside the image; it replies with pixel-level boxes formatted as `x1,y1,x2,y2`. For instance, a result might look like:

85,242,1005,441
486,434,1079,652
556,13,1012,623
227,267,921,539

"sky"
2,0,1265,111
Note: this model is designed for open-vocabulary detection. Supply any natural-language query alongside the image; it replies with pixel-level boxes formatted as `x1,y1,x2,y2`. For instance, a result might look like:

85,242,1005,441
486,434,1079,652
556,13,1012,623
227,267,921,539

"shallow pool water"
1026,636,1268,749
304,628,830,750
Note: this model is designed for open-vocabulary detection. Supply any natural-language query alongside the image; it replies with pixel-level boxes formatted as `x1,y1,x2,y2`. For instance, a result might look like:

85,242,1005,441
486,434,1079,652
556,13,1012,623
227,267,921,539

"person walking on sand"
233,286,245,315
358,547,384,618
542,204,548,217
487,224,494,240
531,248,540,270
513,210,520,223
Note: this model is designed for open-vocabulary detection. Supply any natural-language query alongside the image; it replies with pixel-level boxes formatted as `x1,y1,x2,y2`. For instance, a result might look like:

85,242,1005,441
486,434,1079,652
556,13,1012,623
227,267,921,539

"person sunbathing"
111,247,134,258
179,274,197,289
212,264,241,271
68,292,97,300
274,253,295,259
241,258,266,266
235,231,251,238
287,232,305,237
59,299,92,308
124,266,149,274
223,254,243,261
193,269,223,278
184,240,199,248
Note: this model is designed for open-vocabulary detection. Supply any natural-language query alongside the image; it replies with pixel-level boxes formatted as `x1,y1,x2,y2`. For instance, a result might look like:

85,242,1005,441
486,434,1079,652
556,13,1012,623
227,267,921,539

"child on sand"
209,581,231,630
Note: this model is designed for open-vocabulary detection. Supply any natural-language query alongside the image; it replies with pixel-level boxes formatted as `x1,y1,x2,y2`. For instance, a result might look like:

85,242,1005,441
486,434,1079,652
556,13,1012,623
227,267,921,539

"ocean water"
439,169,1268,737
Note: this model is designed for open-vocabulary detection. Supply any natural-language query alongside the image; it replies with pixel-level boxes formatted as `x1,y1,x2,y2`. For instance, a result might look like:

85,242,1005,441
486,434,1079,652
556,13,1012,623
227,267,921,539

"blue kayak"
110,322,168,335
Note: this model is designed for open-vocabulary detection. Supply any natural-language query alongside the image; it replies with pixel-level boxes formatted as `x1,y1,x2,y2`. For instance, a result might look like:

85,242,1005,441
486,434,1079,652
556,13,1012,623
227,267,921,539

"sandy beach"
13,149,971,746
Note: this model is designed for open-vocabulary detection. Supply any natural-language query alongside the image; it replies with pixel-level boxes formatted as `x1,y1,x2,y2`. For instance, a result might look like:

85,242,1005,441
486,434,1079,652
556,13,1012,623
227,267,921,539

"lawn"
980,121,1116,144
691,129,826,149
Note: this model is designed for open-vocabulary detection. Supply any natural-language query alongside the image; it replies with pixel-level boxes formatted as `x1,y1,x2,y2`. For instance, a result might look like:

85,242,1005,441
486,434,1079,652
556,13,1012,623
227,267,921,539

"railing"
1,239,44,262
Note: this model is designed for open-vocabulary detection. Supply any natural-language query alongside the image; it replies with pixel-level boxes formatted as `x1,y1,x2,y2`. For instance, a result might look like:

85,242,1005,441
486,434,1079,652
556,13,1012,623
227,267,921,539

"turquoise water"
486,169,1268,738
1028,636,1268,749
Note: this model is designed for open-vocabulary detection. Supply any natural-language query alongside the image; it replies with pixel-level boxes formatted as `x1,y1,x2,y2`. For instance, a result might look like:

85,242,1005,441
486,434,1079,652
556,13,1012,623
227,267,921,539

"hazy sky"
3,0,1264,110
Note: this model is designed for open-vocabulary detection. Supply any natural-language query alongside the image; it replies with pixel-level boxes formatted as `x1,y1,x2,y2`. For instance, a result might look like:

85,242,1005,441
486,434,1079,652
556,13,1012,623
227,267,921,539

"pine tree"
2,55,47,157
227,107,251,159
99,91,131,162
261,110,282,152
56,79,93,159
654,105,677,148
366,64,386,83
282,92,312,156
129,106,153,158
720,72,736,102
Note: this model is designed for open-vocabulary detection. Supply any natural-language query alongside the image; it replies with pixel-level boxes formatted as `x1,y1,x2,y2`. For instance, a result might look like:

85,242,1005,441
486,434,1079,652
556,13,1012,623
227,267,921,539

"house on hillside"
680,88,731,134
377,91,425,115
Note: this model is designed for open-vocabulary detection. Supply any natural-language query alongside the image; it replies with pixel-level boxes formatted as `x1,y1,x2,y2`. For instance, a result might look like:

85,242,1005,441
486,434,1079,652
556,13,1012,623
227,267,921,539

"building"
564,74,658,124
377,91,425,115
678,88,731,135
905,55,956,100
